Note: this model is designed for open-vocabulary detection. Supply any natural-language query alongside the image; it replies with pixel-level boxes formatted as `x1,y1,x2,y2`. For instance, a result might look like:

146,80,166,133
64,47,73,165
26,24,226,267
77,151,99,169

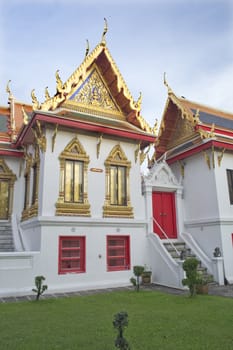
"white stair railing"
152,217,181,258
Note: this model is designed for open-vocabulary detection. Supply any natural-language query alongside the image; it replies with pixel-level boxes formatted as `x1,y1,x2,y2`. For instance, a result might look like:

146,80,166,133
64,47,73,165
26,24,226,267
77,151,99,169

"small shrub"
32,275,48,301
130,265,144,292
182,258,199,297
113,311,130,350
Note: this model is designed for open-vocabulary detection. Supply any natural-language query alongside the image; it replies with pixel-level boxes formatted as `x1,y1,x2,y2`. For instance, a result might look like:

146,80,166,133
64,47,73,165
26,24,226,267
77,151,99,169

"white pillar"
212,257,224,286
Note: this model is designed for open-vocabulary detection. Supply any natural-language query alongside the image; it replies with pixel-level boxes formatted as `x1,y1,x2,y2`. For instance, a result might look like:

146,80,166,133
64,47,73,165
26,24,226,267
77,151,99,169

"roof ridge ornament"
85,39,90,57
31,89,40,110
163,72,173,95
56,69,64,93
101,18,108,46
134,91,142,110
45,86,51,101
6,80,13,100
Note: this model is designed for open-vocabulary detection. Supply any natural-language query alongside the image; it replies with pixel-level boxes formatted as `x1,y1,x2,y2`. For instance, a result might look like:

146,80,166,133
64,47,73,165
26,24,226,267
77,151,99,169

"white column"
212,257,224,286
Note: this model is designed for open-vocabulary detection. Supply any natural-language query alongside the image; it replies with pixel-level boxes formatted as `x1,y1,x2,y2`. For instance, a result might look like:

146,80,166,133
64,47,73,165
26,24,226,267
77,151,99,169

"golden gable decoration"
69,68,120,112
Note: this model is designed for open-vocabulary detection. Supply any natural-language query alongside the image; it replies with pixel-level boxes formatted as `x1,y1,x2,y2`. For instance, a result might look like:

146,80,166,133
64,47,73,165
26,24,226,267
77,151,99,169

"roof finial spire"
31,89,40,110
45,86,51,100
85,39,90,57
134,91,142,110
55,69,63,93
163,72,173,94
101,18,108,46
6,80,13,99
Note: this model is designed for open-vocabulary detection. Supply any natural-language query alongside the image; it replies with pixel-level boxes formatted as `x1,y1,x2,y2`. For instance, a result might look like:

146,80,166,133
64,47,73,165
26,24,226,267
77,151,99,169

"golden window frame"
103,144,133,218
56,137,90,216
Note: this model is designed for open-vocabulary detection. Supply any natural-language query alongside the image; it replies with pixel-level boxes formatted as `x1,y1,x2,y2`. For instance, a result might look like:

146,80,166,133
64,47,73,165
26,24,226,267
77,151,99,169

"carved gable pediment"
68,68,120,113
144,161,180,189
168,114,195,149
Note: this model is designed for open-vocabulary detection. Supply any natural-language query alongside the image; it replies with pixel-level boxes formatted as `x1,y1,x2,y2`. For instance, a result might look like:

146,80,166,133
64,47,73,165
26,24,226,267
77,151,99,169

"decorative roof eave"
14,110,156,149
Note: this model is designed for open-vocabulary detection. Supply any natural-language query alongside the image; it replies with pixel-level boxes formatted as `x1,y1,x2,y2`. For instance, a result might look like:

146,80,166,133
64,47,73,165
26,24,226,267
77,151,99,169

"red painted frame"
58,236,86,274
106,235,130,271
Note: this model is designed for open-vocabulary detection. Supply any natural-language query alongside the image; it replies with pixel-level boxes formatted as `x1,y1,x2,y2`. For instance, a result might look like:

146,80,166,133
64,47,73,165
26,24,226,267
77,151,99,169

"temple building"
0,27,232,296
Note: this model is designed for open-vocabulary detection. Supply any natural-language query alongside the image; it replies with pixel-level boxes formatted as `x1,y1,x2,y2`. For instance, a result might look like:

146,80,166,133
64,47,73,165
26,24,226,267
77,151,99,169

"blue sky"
0,0,232,127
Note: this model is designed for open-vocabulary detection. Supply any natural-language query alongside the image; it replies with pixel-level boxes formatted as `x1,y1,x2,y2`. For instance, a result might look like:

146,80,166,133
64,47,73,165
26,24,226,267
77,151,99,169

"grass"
0,290,233,349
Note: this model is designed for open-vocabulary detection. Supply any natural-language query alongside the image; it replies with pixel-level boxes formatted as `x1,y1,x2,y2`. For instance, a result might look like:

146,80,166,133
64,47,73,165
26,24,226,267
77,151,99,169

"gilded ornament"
134,142,141,163
31,89,40,110
163,72,173,94
72,69,119,111
22,106,29,125
152,119,158,135
45,86,51,100
134,92,142,110
198,123,215,140
101,17,108,46
85,39,90,57
97,133,103,159
217,148,225,167
52,124,59,152
32,120,47,153
6,79,13,98
56,69,64,93
193,109,200,124
203,151,211,169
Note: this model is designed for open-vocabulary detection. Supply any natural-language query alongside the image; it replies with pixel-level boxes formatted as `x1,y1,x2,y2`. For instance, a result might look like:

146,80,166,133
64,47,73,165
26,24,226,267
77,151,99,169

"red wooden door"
152,192,177,239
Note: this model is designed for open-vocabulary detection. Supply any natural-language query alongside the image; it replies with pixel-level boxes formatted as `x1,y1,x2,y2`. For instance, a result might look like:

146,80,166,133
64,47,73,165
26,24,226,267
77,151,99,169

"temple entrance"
0,179,10,220
152,191,177,239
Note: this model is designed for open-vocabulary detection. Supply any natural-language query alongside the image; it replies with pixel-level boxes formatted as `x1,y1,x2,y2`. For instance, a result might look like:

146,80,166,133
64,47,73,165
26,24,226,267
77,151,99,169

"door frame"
142,161,183,237
152,191,177,239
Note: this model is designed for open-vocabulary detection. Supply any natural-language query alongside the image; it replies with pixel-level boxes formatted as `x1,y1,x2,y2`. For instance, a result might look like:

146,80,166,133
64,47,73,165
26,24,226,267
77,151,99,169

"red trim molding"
0,149,24,158
15,112,155,147
195,124,233,138
168,139,233,164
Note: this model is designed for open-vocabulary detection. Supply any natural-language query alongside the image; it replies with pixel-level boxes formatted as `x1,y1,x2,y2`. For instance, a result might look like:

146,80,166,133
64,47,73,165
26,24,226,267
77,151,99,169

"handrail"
151,217,181,258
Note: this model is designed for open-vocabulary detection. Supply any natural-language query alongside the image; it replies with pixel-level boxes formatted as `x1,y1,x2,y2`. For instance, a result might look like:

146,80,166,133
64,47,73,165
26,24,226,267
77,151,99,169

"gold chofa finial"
85,39,90,57
55,69,63,93
163,72,172,94
101,18,108,45
31,89,40,110
135,91,142,110
45,86,51,100
6,80,13,98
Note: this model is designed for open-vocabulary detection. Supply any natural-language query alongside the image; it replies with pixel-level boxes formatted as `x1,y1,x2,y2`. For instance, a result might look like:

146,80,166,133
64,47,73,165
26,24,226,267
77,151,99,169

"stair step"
0,222,14,252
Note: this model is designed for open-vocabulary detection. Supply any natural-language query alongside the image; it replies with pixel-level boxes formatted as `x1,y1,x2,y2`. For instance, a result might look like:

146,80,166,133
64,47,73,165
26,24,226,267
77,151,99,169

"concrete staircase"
163,241,213,281
0,222,15,252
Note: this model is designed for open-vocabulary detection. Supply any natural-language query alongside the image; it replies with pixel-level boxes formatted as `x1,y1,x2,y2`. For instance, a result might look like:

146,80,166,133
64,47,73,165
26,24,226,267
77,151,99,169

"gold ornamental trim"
55,202,91,217
103,205,134,218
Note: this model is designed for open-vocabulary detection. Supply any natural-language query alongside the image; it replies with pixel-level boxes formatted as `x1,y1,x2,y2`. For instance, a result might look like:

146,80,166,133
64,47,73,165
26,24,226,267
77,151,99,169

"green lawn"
0,290,233,350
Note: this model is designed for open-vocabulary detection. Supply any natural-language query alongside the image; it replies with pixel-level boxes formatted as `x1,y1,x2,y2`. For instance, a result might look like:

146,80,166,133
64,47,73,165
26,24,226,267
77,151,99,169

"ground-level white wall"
0,216,149,297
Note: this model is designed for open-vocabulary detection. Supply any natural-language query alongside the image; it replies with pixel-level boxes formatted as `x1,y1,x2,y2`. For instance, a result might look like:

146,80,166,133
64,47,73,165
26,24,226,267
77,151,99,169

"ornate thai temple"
0,23,232,296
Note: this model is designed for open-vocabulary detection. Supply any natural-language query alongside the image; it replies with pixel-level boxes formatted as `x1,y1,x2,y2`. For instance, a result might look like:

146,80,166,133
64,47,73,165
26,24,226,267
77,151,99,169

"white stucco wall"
171,150,233,282
40,128,145,219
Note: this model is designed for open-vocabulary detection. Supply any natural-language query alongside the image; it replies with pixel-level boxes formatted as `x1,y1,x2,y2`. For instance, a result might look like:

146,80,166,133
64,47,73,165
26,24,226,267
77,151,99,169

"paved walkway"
0,283,232,303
